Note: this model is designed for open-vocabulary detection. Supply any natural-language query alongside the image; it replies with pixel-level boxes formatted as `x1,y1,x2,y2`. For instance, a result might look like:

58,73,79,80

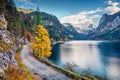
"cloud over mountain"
60,0,120,28
60,8,102,28
105,0,120,14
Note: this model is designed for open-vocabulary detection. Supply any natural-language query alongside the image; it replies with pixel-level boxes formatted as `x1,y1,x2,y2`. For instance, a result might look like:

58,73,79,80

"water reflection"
49,43,62,66
49,41,120,80
61,41,102,68
106,57,120,80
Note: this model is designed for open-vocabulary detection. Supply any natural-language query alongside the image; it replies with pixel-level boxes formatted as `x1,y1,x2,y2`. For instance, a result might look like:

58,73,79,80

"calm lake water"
49,41,120,80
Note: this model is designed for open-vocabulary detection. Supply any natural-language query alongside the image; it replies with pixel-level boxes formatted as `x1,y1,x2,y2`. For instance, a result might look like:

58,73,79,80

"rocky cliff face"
89,12,120,40
0,13,18,75
97,12,120,32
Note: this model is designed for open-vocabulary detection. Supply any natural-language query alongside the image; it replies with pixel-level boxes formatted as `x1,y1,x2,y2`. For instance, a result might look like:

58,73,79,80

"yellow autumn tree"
31,25,51,58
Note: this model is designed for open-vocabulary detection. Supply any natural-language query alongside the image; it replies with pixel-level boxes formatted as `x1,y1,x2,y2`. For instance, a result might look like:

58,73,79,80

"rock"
0,14,18,75
0,68,4,76
0,14,7,30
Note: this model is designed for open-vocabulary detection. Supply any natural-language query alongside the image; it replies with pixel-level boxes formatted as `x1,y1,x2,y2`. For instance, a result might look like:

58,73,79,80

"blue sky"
15,0,120,25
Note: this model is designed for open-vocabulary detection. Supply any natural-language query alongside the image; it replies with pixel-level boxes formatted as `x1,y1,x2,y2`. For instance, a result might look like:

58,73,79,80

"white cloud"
60,13,88,25
79,8,102,15
60,0,120,30
60,8,102,28
89,15,101,19
105,0,120,14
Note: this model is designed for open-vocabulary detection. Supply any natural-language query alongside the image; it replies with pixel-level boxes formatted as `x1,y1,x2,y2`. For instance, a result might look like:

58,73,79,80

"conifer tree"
36,6,42,25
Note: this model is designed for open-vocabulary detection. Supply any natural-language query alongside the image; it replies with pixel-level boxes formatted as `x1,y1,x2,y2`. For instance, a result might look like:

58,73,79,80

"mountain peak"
99,13,109,24
113,11,120,15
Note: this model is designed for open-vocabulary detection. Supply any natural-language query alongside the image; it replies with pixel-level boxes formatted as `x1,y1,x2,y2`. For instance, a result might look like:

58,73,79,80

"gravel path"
20,45,71,80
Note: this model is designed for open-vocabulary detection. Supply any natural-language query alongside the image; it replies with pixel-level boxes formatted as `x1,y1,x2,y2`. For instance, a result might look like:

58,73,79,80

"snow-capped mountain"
60,12,97,35
73,23,96,34
62,21,96,34
61,14,96,34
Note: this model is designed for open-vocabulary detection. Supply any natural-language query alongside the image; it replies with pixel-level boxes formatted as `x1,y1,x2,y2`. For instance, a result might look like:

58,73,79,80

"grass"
0,42,13,51
16,46,23,53
34,55,105,80
17,8,34,14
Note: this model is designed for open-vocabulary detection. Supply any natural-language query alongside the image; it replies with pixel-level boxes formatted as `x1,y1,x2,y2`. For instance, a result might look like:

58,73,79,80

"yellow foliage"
31,25,51,58
0,46,4,51
0,42,13,51
0,20,7,27
17,8,34,14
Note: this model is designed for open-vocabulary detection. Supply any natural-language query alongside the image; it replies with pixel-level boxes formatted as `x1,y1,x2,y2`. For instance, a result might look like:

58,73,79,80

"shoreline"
34,54,106,80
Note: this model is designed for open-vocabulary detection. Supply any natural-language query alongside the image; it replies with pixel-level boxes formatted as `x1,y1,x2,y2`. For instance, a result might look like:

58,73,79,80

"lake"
49,41,120,80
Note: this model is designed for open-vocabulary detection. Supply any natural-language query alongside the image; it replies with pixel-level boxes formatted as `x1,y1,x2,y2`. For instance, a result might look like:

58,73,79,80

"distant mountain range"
61,18,97,35
62,22,96,35
61,11,120,40
18,8,120,40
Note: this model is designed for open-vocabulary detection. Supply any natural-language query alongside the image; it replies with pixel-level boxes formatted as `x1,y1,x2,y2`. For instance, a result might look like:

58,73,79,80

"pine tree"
36,6,42,25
